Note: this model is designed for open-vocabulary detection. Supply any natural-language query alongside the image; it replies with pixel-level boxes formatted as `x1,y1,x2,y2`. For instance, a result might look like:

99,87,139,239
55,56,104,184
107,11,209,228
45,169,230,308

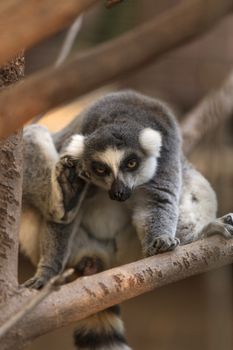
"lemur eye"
91,161,110,176
96,166,106,174
122,154,140,172
127,159,138,169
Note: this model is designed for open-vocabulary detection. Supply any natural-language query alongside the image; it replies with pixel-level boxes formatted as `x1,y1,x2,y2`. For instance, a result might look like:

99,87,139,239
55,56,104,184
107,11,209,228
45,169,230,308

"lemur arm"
24,220,77,289
22,125,86,289
133,148,182,257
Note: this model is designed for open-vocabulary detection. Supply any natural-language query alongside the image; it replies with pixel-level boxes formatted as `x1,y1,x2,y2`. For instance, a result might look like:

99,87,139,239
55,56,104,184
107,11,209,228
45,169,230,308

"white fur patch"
65,134,85,158
96,148,125,177
139,128,162,157
135,156,157,186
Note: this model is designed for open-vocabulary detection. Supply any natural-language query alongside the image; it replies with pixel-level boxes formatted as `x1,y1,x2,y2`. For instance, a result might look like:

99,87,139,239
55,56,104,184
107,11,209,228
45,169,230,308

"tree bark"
182,69,233,154
0,0,232,139
0,235,232,350
0,0,99,66
0,55,24,300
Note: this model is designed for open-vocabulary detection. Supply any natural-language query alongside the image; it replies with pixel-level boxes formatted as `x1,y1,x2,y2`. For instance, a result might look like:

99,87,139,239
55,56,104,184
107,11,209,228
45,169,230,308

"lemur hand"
143,234,180,257
55,155,86,217
23,268,56,290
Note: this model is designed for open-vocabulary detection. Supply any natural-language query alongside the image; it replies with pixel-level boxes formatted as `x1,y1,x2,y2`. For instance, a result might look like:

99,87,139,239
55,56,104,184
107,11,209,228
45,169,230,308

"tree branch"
0,269,74,339
0,236,232,350
0,0,99,66
182,69,233,154
105,0,124,8
0,0,232,139
0,54,24,296
31,15,83,124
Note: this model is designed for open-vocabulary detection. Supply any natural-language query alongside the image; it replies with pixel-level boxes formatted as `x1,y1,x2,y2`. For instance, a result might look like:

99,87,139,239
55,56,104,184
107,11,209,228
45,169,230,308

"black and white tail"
74,305,132,350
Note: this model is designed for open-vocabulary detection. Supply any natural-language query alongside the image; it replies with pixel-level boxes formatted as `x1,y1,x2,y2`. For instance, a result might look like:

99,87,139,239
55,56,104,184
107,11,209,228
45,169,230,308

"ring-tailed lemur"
20,91,233,350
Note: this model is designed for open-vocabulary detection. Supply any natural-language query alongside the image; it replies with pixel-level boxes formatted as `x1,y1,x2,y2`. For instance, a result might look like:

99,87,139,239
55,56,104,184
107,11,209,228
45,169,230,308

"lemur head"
64,121,162,202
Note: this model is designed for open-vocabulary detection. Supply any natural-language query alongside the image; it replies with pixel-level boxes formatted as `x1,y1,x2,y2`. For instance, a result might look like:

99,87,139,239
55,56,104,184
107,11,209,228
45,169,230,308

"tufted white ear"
139,128,162,157
64,134,85,158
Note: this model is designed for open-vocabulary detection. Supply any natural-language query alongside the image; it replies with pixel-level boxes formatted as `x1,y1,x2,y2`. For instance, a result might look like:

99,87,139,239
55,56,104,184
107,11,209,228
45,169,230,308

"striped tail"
74,305,132,350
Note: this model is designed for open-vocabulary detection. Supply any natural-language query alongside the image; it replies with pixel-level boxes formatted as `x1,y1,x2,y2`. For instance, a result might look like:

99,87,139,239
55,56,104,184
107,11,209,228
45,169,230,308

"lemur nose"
109,180,131,201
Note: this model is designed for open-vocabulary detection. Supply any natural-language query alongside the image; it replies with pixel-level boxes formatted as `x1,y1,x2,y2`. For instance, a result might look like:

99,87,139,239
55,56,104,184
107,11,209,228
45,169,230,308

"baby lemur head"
64,120,162,202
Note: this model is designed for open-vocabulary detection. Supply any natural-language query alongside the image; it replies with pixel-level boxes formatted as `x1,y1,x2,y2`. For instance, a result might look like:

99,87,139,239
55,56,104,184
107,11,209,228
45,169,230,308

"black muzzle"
109,180,131,202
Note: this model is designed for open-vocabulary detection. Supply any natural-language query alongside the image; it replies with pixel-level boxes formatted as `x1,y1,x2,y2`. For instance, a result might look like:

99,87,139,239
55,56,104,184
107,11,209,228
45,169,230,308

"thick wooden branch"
0,0,99,66
0,236,232,350
0,55,24,297
0,269,74,339
182,69,233,154
0,0,232,139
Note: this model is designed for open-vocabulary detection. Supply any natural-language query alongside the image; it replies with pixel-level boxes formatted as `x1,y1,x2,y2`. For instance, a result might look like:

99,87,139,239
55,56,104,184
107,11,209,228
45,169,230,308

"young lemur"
20,91,233,350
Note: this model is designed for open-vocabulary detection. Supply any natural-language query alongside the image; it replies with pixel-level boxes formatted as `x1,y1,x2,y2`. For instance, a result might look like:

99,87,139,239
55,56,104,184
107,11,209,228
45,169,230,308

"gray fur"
21,90,233,287
62,91,183,256
20,91,233,350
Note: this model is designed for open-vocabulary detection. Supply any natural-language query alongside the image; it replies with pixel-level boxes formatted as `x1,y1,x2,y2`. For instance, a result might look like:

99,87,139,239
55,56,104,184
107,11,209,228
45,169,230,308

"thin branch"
105,0,124,9
54,16,83,68
1,236,232,350
0,0,99,66
0,0,232,139
0,269,74,340
31,15,83,124
182,69,233,154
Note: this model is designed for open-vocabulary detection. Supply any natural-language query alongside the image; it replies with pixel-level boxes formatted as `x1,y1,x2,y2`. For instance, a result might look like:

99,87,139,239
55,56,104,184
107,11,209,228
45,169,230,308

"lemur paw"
75,256,105,277
23,266,59,290
218,213,233,238
55,155,86,215
144,234,180,257
23,275,49,290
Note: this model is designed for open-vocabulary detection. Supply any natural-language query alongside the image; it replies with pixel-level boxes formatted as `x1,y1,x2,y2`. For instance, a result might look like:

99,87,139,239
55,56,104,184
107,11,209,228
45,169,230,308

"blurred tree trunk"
0,54,24,301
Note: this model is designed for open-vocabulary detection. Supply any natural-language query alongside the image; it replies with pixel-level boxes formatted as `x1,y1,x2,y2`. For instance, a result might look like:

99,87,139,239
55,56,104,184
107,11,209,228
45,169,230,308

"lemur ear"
64,134,85,158
139,128,162,157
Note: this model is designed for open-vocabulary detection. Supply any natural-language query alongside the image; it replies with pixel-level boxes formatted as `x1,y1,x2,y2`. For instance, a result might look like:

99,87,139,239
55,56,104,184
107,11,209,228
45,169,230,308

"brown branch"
105,0,124,8
0,269,74,340
0,55,24,297
182,69,233,154
0,0,99,66
0,236,232,350
0,0,232,139
31,15,83,124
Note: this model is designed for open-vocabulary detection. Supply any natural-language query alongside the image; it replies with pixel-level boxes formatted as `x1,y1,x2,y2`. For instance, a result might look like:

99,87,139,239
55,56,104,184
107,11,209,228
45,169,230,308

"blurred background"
19,1,233,349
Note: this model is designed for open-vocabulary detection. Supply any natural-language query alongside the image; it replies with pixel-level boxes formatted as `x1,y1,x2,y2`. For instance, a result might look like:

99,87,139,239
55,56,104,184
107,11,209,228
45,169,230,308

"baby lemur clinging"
20,91,233,350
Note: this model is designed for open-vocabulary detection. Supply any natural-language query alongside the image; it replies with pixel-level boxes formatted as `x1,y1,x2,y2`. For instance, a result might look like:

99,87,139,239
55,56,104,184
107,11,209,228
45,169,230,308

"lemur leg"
23,125,86,224
70,228,133,350
22,126,87,289
200,214,233,239
24,220,77,289
176,165,233,242
23,125,64,221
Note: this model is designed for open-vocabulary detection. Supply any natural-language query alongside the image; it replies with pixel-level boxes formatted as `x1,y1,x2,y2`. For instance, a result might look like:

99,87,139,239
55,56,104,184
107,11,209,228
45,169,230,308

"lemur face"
64,125,162,202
